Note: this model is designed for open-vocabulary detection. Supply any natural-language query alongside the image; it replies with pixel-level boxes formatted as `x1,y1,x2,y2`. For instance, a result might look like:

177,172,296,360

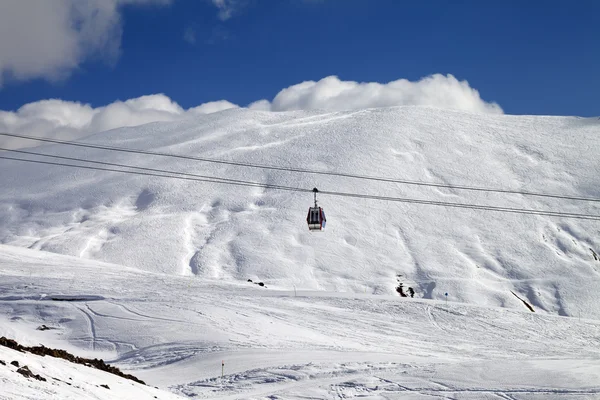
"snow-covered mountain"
1,106,598,316
1,106,600,398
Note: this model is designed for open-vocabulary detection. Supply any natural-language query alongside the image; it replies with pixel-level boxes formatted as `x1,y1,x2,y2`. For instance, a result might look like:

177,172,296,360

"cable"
0,155,309,193
318,189,600,220
1,131,598,203
0,147,300,192
1,154,599,221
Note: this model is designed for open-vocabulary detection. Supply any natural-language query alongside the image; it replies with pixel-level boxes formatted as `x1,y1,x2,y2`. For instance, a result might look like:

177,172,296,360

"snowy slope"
1,244,600,399
0,106,599,323
0,342,185,400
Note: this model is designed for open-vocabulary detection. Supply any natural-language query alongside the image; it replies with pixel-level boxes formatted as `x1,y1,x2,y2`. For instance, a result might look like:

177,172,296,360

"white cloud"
254,74,503,114
0,0,171,86
0,95,242,149
88,94,185,133
247,99,272,111
188,100,239,114
211,0,245,21
0,74,501,149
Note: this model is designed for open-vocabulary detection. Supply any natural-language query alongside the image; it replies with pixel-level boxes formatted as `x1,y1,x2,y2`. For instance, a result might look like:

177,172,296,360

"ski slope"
0,106,599,398
1,106,599,317
1,244,600,399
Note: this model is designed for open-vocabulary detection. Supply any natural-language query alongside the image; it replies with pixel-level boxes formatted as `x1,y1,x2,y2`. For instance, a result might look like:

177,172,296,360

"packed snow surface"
0,106,599,398
1,245,600,399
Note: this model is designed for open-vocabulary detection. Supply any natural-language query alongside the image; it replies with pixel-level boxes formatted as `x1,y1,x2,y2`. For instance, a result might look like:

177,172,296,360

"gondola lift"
307,187,326,231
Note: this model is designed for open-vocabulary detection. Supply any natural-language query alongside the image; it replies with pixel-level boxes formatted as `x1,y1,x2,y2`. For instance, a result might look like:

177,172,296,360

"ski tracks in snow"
173,360,600,399
74,304,98,352
426,305,444,332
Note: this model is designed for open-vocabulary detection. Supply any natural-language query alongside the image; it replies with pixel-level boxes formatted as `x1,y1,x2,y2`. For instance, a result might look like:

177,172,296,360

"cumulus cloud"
250,74,503,114
247,99,272,111
188,100,239,114
0,0,171,86
0,74,501,149
88,94,184,133
0,95,240,149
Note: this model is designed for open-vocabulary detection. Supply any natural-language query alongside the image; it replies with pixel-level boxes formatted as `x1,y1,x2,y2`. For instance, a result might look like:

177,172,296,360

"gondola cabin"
307,206,326,231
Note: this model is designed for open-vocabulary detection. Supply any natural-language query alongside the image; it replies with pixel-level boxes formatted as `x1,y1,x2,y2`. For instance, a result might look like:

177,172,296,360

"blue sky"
0,0,598,116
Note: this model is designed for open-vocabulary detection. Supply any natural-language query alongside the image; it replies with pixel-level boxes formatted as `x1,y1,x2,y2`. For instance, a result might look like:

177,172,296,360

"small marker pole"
445,292,448,306
293,284,297,297
221,360,224,379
